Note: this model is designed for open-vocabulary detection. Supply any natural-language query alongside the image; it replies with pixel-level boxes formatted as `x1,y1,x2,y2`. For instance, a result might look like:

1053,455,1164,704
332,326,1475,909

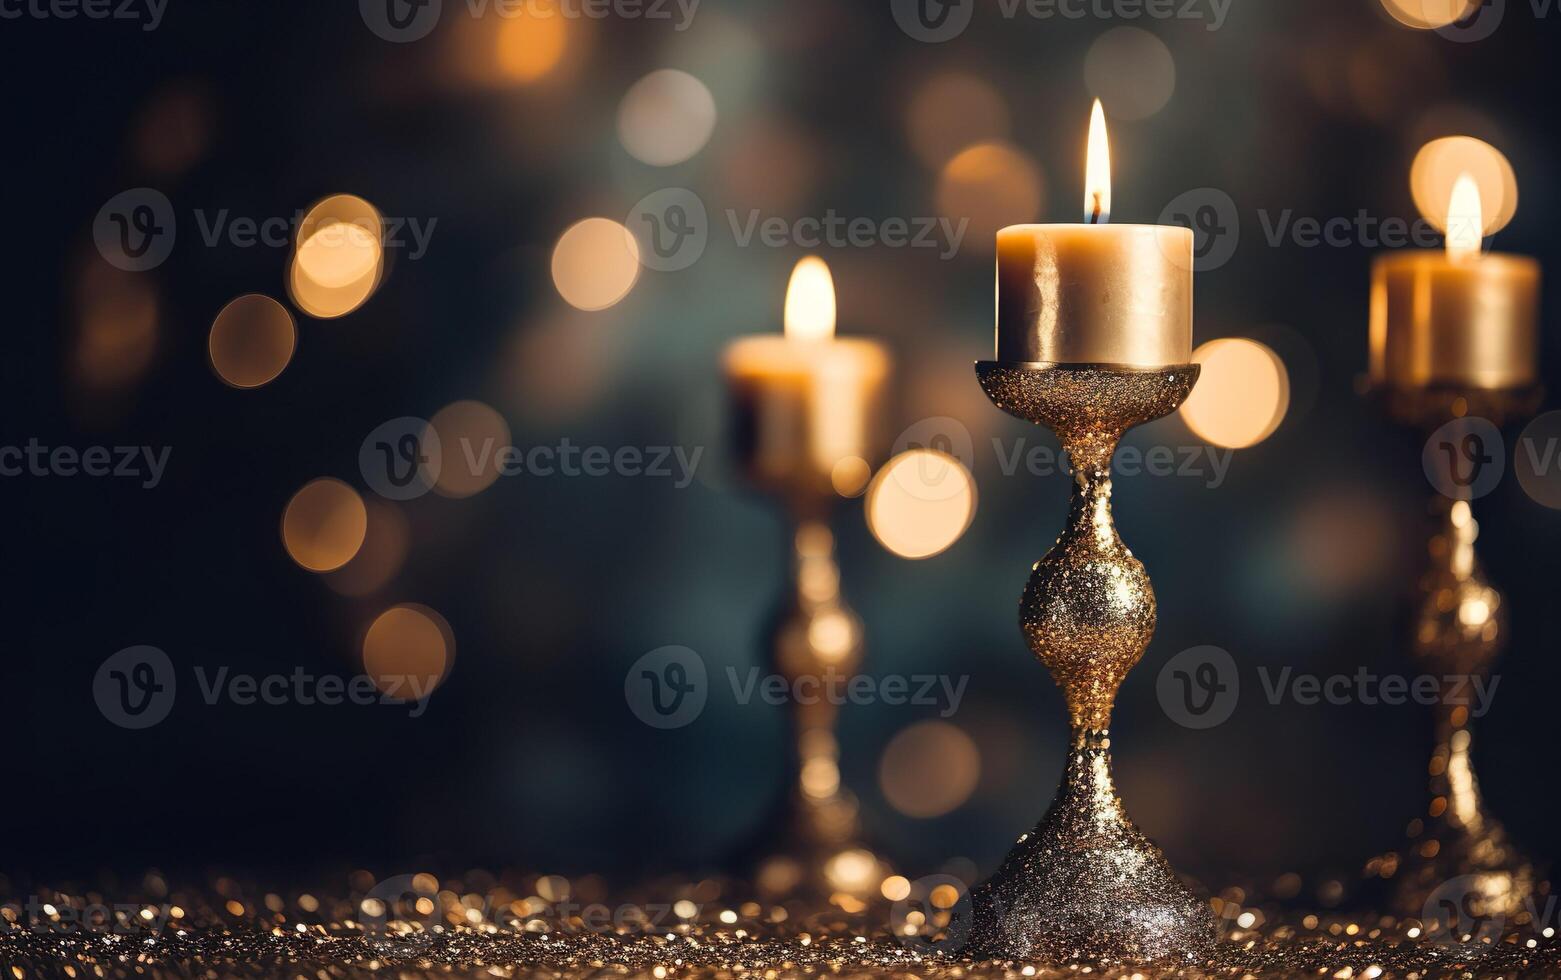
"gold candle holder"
1366,383,1545,924
967,360,1215,964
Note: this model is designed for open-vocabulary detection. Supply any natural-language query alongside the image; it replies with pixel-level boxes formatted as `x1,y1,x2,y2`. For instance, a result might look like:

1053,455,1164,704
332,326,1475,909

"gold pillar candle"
995,102,1193,366
1370,175,1540,391
724,258,891,500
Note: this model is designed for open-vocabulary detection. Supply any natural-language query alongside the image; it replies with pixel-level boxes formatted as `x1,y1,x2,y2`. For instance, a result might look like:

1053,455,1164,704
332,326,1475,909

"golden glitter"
968,362,1212,964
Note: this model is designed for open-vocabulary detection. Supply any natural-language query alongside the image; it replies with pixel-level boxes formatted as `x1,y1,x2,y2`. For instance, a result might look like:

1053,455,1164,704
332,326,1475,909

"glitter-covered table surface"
3,873,1559,979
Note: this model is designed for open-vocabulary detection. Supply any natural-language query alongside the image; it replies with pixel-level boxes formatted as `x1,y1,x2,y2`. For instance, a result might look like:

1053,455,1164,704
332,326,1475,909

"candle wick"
1087,193,1105,225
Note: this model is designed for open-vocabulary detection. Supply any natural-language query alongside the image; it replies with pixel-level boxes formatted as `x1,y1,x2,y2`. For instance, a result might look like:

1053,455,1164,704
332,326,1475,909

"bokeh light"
282,478,368,573
495,8,569,83
551,218,641,311
1411,135,1518,235
1378,0,1477,29
830,456,871,498
72,260,158,395
1084,28,1177,122
617,69,717,166
289,194,385,319
1180,339,1291,450
935,142,1043,250
133,83,211,177
208,294,296,389
362,603,455,700
430,400,512,498
878,720,981,818
866,449,976,560
326,500,411,597
906,73,1010,170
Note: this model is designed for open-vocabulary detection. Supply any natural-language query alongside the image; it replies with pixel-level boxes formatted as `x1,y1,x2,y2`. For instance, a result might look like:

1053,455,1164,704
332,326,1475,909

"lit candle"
724,258,891,501
995,101,1193,366
1370,174,1540,390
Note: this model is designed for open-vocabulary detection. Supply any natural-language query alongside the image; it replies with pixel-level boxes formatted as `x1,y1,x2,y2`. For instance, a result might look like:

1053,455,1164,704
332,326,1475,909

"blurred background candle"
1370,173,1541,390
724,257,891,504
994,101,1193,366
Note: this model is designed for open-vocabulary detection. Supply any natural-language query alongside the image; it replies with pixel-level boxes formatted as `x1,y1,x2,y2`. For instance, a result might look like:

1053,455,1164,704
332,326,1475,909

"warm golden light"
879,720,982,818
551,218,641,311
1379,0,1477,29
1180,338,1291,450
935,141,1044,247
282,478,368,572
362,603,455,700
1445,172,1483,263
326,500,410,598
290,194,385,319
866,450,977,560
1085,99,1111,224
1411,136,1517,236
430,400,512,499
208,294,296,389
783,256,837,342
495,9,568,83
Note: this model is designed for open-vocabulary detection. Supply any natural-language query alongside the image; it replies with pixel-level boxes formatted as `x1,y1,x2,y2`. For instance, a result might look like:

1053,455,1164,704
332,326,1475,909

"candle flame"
1084,99,1111,225
1445,172,1482,264
784,256,837,341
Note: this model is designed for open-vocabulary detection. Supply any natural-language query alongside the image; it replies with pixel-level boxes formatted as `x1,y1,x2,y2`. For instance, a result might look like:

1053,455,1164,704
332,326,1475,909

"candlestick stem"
968,362,1214,964
741,519,877,897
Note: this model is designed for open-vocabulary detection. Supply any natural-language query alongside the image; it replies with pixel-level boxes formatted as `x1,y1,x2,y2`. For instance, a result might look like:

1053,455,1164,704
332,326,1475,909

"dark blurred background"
3,0,1560,899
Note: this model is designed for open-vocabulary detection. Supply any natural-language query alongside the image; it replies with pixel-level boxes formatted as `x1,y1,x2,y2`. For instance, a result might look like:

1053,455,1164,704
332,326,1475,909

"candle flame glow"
784,256,837,341
1084,99,1111,224
1446,172,1482,264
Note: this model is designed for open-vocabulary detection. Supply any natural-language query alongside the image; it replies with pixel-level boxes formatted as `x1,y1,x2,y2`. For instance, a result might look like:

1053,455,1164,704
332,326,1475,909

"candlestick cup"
967,360,1216,964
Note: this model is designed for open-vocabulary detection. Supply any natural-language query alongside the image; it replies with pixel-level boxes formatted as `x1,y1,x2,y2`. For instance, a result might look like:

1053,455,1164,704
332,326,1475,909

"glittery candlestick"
1367,385,1547,924
967,361,1216,964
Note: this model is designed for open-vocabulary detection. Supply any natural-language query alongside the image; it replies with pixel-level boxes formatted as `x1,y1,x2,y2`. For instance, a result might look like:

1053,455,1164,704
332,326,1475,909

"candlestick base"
968,362,1215,965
